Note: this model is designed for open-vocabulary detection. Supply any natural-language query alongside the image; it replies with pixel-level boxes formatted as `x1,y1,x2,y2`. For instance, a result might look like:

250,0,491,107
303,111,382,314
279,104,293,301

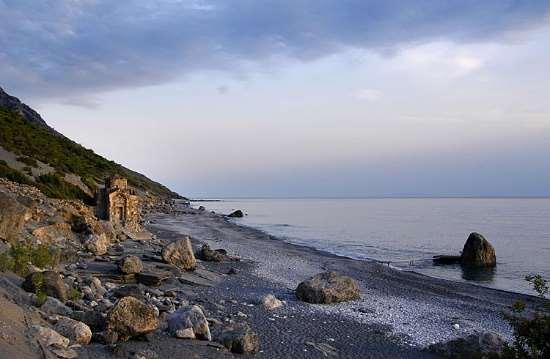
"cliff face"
0,86,181,201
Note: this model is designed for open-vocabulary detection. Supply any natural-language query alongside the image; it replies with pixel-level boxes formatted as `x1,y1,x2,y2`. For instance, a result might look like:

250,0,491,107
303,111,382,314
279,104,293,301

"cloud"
354,88,382,102
1,0,549,100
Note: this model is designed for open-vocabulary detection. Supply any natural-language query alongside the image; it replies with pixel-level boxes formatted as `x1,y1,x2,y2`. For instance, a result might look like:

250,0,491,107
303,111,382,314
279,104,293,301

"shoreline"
146,206,545,354
188,202,540,299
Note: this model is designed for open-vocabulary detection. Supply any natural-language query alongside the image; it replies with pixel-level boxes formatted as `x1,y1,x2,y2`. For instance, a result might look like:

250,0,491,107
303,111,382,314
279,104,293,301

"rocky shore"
0,181,546,358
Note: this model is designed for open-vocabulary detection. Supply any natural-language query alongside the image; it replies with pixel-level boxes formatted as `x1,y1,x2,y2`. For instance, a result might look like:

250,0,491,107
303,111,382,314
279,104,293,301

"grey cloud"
1,0,549,99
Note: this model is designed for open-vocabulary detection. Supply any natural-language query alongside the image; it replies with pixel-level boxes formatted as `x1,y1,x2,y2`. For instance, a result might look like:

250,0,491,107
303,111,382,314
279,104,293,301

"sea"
198,198,550,295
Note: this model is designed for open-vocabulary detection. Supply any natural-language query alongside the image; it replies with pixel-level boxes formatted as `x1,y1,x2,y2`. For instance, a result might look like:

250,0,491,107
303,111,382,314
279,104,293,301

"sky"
1,0,550,197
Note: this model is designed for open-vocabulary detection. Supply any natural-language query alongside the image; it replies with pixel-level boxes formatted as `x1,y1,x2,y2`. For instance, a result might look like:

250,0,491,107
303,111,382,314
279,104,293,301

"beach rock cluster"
296,271,360,304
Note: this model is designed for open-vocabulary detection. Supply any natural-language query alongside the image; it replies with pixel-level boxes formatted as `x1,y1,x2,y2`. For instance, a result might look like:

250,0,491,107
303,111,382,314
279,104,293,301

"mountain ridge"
0,86,181,201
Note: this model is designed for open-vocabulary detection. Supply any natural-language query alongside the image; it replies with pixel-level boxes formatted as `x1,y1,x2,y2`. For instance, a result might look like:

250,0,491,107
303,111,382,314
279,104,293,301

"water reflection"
461,265,496,283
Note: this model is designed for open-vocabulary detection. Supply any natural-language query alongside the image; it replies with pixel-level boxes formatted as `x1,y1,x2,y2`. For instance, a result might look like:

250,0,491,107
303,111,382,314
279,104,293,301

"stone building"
96,175,141,232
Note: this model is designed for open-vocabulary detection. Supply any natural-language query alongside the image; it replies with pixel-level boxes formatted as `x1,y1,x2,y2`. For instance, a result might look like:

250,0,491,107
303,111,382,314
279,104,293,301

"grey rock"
296,271,360,304
167,305,211,341
220,323,259,354
197,244,225,262
22,271,69,302
41,297,73,316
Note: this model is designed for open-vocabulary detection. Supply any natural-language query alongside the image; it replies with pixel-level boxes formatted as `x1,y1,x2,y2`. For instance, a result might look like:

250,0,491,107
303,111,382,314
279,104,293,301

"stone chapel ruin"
96,175,141,232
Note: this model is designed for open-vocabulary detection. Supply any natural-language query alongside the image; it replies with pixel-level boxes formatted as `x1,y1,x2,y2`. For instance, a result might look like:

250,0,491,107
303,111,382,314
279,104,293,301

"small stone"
453,323,460,330
175,327,195,339
220,323,259,354
261,294,283,311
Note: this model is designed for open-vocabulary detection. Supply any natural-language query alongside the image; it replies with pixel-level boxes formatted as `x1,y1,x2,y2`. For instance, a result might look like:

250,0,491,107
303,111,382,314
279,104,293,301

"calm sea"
199,198,550,295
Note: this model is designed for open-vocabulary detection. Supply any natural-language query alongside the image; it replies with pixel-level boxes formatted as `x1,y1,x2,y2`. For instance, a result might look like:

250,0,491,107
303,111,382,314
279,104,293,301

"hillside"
0,86,180,203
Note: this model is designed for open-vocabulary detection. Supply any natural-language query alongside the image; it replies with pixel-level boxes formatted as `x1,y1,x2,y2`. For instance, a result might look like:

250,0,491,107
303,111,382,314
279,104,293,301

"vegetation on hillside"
0,107,178,200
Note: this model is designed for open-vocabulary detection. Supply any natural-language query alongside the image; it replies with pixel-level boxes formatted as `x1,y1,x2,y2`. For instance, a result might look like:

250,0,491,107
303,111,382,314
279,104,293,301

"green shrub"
502,275,550,358
31,272,48,305
0,161,33,185
0,243,60,277
36,173,95,205
16,156,38,167
69,287,82,301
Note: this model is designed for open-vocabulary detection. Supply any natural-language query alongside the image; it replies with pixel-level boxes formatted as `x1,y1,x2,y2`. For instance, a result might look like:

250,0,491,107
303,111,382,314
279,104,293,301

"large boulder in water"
461,232,496,267
296,271,360,304
162,237,196,271
227,210,244,218
106,296,159,341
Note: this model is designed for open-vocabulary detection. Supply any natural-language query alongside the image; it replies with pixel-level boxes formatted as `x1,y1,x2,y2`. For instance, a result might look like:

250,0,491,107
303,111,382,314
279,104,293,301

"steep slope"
0,86,180,202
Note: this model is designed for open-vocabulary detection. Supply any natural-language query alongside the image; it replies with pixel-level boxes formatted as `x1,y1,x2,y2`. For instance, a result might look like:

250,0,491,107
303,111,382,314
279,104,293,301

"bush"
16,156,38,167
0,161,33,185
502,275,550,358
36,173,95,205
0,242,60,277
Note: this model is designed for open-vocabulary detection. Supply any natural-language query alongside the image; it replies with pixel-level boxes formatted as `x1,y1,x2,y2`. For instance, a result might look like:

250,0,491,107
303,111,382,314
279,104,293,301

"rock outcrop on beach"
461,232,497,267
296,271,360,304
106,296,160,342
162,237,197,270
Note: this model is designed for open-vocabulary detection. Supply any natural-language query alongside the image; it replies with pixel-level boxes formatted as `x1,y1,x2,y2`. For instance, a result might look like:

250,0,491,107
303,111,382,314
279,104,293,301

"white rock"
261,294,283,311
175,327,195,339
452,323,460,330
